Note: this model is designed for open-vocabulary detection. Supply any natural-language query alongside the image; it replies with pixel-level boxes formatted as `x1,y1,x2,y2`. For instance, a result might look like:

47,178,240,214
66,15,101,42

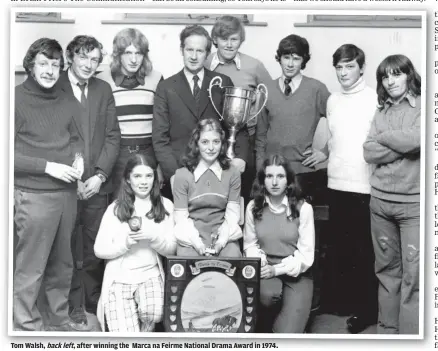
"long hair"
252,154,303,221
275,34,311,70
181,118,230,173
114,154,168,223
110,28,153,80
376,54,421,109
23,38,64,74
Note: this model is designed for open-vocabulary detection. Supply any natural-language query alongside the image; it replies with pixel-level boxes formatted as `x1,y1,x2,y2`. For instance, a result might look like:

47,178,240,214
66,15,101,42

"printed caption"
10,341,279,349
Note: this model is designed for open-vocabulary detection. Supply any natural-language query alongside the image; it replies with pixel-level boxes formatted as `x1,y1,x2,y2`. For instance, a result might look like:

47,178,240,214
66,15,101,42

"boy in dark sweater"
14,38,84,331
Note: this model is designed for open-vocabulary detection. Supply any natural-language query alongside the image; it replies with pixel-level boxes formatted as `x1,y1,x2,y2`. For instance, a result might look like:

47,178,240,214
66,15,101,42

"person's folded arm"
363,116,403,164
375,110,420,154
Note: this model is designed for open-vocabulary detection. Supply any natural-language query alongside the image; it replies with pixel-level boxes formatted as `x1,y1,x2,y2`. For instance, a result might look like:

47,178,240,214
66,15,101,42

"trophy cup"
205,232,219,256
208,77,268,159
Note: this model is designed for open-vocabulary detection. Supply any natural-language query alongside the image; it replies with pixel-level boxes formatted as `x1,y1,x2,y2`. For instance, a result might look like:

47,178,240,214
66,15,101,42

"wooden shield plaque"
163,256,261,333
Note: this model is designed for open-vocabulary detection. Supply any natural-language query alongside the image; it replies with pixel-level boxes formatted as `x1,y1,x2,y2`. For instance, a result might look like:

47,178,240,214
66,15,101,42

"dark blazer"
152,68,247,181
58,71,121,194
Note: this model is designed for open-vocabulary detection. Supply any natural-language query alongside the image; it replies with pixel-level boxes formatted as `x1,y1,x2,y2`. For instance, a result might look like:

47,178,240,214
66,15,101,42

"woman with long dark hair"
94,154,176,332
363,54,421,334
173,118,242,257
243,154,315,333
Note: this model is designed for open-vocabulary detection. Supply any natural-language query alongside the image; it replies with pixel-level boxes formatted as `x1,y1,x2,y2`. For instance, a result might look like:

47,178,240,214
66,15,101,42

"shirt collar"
210,52,241,71
384,92,417,108
112,71,144,87
184,68,205,85
265,195,291,216
280,73,303,91
68,68,88,87
193,160,222,182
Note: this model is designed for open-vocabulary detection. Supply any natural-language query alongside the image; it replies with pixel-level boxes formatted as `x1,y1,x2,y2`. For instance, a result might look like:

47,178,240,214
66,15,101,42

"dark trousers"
295,169,328,312
14,189,76,331
258,275,313,333
323,189,378,322
68,194,109,315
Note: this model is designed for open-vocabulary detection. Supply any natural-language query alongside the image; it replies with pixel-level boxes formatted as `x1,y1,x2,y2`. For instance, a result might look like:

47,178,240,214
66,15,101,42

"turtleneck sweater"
326,77,377,194
14,77,82,192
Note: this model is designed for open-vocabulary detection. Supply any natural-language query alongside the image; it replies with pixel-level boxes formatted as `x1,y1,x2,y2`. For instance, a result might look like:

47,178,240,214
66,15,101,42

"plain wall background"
12,9,422,92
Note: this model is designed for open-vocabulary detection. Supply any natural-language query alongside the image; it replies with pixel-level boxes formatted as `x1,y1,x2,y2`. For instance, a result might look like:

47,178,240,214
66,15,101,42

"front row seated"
93,119,315,333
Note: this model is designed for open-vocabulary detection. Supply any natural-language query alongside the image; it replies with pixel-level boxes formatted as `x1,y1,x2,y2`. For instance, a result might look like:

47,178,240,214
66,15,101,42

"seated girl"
173,118,242,257
94,154,176,332
243,154,315,333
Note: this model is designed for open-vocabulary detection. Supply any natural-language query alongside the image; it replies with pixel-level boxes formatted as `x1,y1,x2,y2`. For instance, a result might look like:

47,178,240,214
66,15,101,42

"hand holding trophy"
208,76,268,160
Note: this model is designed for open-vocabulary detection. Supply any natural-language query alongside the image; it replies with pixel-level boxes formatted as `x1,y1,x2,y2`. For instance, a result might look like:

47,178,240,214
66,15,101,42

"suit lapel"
173,70,198,118
87,78,98,140
58,71,84,139
198,70,213,118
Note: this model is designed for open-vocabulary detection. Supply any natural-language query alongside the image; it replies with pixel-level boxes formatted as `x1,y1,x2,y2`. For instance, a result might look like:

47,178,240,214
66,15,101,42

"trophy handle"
208,76,224,121
247,83,268,124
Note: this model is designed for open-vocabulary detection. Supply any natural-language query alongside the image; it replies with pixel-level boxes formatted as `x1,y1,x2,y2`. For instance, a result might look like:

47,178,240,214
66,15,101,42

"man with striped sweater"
98,28,164,197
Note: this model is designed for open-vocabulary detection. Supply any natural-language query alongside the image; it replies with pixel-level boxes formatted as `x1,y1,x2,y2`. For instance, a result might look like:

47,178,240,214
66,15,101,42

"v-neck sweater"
256,76,330,174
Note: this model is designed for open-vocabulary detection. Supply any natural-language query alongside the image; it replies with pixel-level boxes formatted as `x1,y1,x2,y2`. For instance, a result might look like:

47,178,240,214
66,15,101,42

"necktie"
193,75,201,106
77,82,87,108
284,77,292,96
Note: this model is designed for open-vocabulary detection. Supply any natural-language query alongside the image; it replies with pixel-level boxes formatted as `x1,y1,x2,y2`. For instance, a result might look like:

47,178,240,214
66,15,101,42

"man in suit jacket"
152,25,248,196
57,35,120,329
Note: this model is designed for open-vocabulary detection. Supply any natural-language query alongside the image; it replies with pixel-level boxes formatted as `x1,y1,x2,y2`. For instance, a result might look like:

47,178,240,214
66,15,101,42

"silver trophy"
208,76,268,159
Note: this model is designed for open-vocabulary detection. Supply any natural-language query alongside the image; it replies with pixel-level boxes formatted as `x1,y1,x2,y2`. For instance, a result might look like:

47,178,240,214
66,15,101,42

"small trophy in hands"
128,216,142,232
205,232,219,256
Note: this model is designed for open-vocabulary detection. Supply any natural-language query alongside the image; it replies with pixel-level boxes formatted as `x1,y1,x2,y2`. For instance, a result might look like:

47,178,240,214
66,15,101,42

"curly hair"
252,154,303,221
22,38,64,75
181,118,230,173
110,28,153,80
376,54,421,109
275,34,311,70
65,35,103,65
114,154,168,223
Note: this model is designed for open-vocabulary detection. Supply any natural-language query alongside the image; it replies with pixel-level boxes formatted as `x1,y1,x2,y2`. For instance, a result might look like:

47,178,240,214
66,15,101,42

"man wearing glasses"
57,35,120,329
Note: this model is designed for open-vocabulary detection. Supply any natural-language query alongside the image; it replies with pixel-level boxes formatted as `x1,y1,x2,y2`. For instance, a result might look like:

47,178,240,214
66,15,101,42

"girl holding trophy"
94,154,176,332
243,154,315,333
173,118,242,257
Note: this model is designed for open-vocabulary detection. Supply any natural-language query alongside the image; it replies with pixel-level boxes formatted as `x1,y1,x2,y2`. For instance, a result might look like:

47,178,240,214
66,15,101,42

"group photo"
10,9,425,337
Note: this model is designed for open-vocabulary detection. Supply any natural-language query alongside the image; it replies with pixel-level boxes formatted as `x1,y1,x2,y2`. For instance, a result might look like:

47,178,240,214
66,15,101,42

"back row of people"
14,15,421,335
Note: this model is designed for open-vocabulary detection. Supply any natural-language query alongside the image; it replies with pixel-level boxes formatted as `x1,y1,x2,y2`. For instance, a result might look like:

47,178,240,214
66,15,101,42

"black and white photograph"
10,8,425,339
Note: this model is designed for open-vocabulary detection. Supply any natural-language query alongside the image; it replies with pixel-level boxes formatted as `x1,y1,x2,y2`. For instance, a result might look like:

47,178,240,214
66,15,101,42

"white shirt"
193,160,223,182
209,52,242,71
184,68,205,95
68,68,89,102
278,73,303,95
